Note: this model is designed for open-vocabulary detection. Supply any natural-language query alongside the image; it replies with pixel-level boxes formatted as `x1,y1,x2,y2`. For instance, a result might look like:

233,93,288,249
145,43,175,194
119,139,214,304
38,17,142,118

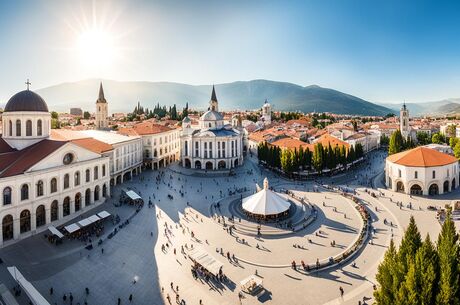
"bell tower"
400,102,410,139
95,82,109,130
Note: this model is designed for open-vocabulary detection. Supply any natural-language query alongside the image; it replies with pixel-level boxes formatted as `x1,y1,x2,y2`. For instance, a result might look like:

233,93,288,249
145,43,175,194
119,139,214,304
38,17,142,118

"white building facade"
180,86,244,170
385,147,458,195
0,88,110,246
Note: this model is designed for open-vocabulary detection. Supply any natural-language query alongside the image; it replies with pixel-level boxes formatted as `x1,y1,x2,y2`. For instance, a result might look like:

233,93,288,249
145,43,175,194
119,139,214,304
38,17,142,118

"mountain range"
381,98,460,116
2,79,395,116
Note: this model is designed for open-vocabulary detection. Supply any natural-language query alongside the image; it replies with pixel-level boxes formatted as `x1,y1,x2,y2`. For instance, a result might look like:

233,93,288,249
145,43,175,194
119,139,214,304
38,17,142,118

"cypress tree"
416,235,438,305
375,239,399,304
398,216,422,272
436,215,460,305
389,130,404,155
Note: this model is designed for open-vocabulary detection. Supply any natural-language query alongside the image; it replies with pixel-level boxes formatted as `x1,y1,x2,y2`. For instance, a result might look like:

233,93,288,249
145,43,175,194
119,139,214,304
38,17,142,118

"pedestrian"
70,293,74,303
176,285,179,292
63,294,67,302
85,287,89,295
118,297,121,305
102,248,104,254
129,294,133,302
49,287,53,295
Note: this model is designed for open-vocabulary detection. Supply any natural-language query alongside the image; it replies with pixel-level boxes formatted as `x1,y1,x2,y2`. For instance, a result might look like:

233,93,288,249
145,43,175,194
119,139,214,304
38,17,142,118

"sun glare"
77,28,117,66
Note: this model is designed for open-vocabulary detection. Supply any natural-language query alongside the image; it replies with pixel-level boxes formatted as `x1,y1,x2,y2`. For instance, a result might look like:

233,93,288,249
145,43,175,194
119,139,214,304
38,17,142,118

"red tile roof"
387,146,458,167
72,138,113,153
0,140,67,178
0,137,15,154
315,133,350,148
270,138,314,151
119,121,174,136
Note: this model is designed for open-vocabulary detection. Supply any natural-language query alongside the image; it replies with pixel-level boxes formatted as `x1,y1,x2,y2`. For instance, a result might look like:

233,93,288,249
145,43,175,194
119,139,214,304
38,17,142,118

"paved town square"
0,149,456,305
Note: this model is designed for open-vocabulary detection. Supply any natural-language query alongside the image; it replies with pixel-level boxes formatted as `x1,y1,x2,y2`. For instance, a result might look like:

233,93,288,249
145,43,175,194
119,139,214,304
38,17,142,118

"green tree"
83,111,91,119
449,137,459,148
432,133,445,144
416,132,431,145
312,143,324,173
398,216,422,274
436,215,460,305
389,130,404,155
51,111,58,119
416,235,439,305
374,239,399,304
446,124,457,139
454,141,460,159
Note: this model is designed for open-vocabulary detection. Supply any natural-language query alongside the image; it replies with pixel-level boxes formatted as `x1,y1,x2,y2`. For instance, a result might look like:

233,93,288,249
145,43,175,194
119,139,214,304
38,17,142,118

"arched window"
36,180,44,197
8,120,12,136
102,165,106,177
63,174,70,189
74,171,80,186
3,187,12,205
50,178,57,193
51,200,58,221
21,184,29,201
20,210,31,233
26,120,32,136
94,166,99,180
37,119,42,136
2,215,13,241
86,169,91,182
16,119,21,136
63,197,70,216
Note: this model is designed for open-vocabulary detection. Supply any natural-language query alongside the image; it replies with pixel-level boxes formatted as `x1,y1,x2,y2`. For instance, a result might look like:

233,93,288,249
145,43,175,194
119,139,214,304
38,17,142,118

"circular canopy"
242,178,290,216
4,90,49,112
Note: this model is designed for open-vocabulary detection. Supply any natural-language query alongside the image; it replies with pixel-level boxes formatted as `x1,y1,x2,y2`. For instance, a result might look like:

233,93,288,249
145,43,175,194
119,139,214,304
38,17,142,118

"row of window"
6,119,43,137
185,140,239,158
2,165,106,205
396,168,455,179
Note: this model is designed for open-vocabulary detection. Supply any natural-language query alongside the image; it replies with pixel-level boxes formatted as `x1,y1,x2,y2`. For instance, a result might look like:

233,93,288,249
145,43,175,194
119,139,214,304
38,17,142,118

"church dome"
201,110,223,121
4,90,49,112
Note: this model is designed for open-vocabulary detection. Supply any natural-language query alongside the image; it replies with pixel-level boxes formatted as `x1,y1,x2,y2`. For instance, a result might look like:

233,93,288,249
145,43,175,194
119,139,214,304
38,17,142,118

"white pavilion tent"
242,178,290,217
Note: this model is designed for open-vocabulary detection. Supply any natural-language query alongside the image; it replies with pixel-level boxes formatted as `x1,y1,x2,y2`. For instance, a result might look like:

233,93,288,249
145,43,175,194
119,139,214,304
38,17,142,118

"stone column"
31,213,36,232
70,199,75,214
58,203,64,219
46,207,51,224
90,191,95,204
13,219,20,240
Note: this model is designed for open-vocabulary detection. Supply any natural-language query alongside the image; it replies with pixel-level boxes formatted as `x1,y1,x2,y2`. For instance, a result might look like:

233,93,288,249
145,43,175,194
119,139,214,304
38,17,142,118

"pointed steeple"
97,82,107,103
211,85,217,102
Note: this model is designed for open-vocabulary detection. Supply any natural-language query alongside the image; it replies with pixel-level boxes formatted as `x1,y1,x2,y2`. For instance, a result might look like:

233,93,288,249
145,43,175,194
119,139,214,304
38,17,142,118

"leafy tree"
389,130,404,155
446,124,457,139
449,137,459,148
416,132,431,145
454,141,460,159
381,134,390,146
83,111,91,119
432,133,446,144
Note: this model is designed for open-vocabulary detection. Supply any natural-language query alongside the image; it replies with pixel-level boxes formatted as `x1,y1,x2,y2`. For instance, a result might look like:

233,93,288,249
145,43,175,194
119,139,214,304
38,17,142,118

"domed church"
180,86,244,170
0,82,110,246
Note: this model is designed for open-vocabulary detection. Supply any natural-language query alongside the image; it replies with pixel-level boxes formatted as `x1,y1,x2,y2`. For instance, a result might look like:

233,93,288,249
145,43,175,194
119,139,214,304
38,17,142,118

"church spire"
209,85,219,112
211,85,217,102
97,82,107,103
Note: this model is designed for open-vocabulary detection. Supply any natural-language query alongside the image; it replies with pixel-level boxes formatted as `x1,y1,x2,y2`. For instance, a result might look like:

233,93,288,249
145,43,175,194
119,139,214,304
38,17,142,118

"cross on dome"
25,79,31,90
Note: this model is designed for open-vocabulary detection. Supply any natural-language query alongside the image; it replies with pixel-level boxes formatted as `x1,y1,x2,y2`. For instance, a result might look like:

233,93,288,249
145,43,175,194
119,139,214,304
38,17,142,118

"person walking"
118,297,121,305
129,294,133,302
49,287,53,295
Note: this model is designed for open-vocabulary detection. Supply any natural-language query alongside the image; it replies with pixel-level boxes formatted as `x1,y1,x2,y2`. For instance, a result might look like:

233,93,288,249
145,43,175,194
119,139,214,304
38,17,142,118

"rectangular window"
432,170,436,179
204,142,207,158
209,142,212,158
398,169,401,178
414,171,418,179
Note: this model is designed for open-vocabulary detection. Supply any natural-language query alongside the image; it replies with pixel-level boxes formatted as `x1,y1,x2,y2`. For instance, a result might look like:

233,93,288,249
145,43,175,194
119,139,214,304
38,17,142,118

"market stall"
121,189,144,205
187,248,223,276
240,275,263,295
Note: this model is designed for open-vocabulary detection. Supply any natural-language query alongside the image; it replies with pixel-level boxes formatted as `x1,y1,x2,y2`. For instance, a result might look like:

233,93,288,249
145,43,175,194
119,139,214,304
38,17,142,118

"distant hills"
2,79,395,116
381,98,460,116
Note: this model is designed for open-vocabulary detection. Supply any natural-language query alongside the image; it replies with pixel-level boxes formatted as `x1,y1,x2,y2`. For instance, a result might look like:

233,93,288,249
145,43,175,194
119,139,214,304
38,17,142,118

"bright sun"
77,28,117,66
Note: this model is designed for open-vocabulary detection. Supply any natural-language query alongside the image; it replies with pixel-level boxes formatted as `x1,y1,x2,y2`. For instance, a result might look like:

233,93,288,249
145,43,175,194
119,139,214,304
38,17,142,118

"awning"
7,266,51,305
0,283,19,305
88,215,101,224
78,218,92,227
47,226,64,239
64,223,81,234
97,211,111,219
240,275,263,287
125,190,142,200
187,248,223,276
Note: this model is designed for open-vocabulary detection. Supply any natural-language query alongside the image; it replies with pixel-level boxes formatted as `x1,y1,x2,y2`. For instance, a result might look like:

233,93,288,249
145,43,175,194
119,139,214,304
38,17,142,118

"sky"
0,0,460,104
